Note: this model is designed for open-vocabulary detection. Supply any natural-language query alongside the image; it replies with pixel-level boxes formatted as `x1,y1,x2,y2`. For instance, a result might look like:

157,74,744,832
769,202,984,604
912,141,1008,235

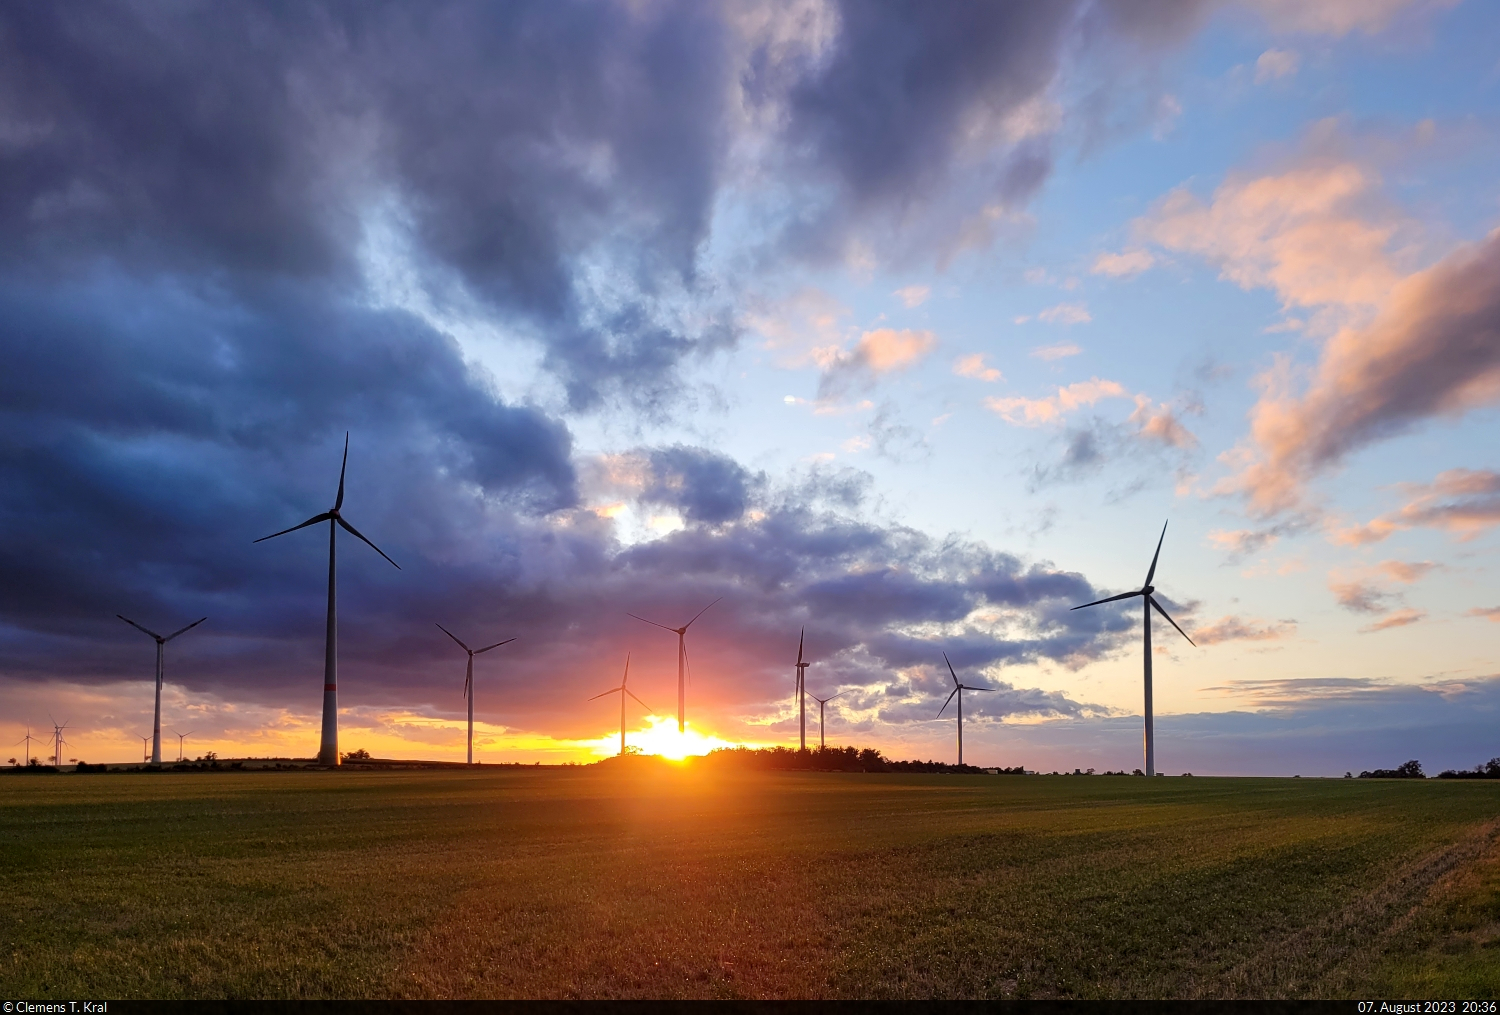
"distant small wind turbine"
1070,520,1195,777
14,727,38,766
118,614,206,765
628,598,720,734
139,734,150,763
171,728,194,763
807,689,843,750
795,629,810,751
589,654,654,757
937,654,993,766
49,717,71,767
255,433,399,766
436,624,516,766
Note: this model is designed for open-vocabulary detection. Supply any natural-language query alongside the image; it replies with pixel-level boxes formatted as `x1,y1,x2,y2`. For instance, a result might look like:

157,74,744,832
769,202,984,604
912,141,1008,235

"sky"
2,0,1498,776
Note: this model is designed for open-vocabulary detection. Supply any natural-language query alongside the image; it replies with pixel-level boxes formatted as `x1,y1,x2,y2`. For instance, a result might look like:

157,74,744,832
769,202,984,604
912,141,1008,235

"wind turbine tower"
117,614,206,765
937,655,994,766
589,654,654,756
1070,521,1196,777
795,629,809,751
436,624,515,765
628,598,720,733
807,689,843,750
14,727,37,766
171,729,193,763
50,719,70,767
255,433,400,766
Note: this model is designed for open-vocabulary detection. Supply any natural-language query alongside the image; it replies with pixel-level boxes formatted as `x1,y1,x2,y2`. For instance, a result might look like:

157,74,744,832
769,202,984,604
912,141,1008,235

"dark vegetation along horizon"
11,743,1500,781
3,768,1498,1000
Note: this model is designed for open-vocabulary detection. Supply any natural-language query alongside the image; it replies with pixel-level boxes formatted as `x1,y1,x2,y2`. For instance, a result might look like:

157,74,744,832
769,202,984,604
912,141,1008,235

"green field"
3,766,1498,999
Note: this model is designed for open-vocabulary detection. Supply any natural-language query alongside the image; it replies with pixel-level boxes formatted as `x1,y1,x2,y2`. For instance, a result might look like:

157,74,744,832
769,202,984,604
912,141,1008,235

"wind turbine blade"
588,687,622,701
1149,595,1196,647
334,432,349,511
474,637,517,654
683,597,722,630
164,617,207,642
627,613,678,634
116,615,163,640
964,686,997,692
796,627,804,666
683,639,693,687
335,516,400,569
943,652,960,688
435,623,470,653
936,686,959,719
626,689,653,712
254,512,332,543
621,653,630,688
1070,589,1145,611
1144,520,1168,587
827,691,844,702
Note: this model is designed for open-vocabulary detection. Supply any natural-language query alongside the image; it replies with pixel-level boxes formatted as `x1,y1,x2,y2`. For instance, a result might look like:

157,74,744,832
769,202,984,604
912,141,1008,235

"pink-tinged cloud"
818,327,937,399
1031,342,1081,361
1091,250,1154,277
1244,0,1449,37
1375,559,1438,584
984,378,1128,426
1254,49,1300,83
1038,302,1091,325
953,353,1002,382
1191,615,1296,646
1140,157,1402,317
1468,606,1500,623
894,284,931,308
1360,607,1426,633
1128,396,1198,448
1328,577,1395,614
1331,468,1500,545
1230,232,1500,515
1208,528,1278,556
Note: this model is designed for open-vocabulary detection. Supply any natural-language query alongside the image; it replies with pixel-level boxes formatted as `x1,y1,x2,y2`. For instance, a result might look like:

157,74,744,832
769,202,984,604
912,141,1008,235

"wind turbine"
937,654,993,766
807,689,843,750
117,614,206,765
171,729,193,763
49,718,70,767
628,598,720,734
589,654,654,756
436,624,516,766
795,629,810,751
138,734,151,764
1070,520,1196,777
14,727,37,766
255,433,399,766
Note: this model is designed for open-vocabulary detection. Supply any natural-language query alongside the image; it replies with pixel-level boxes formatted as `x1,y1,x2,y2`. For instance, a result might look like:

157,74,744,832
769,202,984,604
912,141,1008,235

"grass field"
2,765,1498,999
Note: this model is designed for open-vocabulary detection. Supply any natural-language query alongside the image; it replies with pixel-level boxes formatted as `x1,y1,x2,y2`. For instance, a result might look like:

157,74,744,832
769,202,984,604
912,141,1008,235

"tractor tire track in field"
1208,815,1500,999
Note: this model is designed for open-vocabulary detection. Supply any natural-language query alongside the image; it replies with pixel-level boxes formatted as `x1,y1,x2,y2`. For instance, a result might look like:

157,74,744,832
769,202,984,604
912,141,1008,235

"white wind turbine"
937,654,994,766
807,689,843,750
628,598,720,734
589,654,654,756
1070,520,1196,777
436,624,515,765
795,629,809,751
117,614,206,765
255,433,399,766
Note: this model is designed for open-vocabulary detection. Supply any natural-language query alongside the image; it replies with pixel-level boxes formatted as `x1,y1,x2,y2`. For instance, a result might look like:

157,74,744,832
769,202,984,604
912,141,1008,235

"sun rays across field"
579,714,764,761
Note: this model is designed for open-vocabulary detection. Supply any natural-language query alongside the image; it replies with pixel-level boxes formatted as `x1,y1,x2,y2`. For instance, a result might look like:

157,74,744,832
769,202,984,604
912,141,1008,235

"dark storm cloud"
640,446,757,525
0,1,1215,738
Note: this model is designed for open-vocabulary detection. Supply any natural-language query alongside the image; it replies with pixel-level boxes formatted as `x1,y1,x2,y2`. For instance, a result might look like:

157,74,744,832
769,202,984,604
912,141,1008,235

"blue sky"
2,0,1497,774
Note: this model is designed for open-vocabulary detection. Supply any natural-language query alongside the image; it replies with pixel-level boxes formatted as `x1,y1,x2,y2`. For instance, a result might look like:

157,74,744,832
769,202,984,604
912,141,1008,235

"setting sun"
583,714,761,761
